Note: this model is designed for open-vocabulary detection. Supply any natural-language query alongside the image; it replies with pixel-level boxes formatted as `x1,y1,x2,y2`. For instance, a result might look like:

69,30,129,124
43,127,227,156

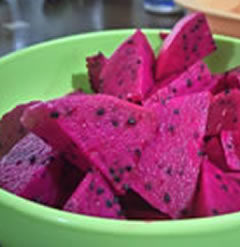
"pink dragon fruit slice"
0,101,39,158
131,92,211,218
211,67,240,95
193,159,240,217
203,136,228,171
86,52,107,92
145,61,213,107
206,89,240,136
0,133,63,206
155,12,216,81
22,94,157,194
64,170,124,219
221,130,240,171
99,29,155,102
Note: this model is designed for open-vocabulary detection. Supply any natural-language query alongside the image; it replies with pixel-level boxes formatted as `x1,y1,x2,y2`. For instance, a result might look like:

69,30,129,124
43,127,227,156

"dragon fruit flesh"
131,92,211,218
64,170,124,219
0,133,63,206
145,61,213,107
86,52,107,92
221,130,240,172
193,159,240,217
206,89,240,136
155,12,216,81
0,102,39,158
22,94,157,194
99,30,155,102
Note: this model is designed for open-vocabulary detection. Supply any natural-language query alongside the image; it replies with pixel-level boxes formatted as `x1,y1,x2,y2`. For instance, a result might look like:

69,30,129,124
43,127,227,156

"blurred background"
0,0,185,56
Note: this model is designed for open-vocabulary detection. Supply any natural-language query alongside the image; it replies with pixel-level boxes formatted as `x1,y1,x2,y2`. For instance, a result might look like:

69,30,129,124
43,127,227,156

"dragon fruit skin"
99,29,155,102
0,133,63,206
206,89,240,136
203,136,228,171
131,92,211,218
0,102,39,159
155,12,216,81
22,95,157,194
145,61,213,107
193,159,240,217
64,170,124,219
221,130,240,172
86,52,107,92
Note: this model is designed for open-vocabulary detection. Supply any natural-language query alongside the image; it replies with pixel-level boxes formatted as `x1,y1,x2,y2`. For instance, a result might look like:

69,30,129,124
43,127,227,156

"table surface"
0,0,184,56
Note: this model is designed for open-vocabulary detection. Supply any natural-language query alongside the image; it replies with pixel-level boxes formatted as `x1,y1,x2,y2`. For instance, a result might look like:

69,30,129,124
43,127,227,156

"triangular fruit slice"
155,12,216,81
131,92,211,218
64,170,124,219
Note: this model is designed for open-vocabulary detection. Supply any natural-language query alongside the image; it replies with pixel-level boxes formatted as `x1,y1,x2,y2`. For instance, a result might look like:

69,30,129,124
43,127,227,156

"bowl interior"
1,29,240,236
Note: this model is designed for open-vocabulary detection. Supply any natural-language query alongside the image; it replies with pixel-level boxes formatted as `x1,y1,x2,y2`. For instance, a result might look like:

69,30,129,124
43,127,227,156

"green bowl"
1,30,240,247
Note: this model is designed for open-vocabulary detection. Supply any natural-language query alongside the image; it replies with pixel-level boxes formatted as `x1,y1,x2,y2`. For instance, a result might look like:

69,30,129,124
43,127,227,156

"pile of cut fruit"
1,12,240,220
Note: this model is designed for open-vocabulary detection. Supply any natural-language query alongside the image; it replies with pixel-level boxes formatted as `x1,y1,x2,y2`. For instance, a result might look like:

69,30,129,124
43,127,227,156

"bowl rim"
1,29,240,236
175,0,240,21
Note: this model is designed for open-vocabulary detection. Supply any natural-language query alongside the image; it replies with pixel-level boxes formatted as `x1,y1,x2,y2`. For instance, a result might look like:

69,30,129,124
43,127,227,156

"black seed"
203,136,212,143
185,55,190,61
161,98,166,105
111,119,119,127
233,117,238,123
197,150,206,156
186,79,193,88
163,193,171,204
119,167,125,175
106,200,113,208
179,169,184,176
127,39,134,44
215,174,222,180
127,117,137,126
224,88,230,95
136,59,142,64
221,184,228,192
172,87,177,94
125,165,132,172
197,75,202,81
166,167,172,176
182,34,187,40
122,184,130,191
227,143,232,149
113,196,119,204
96,108,105,116
212,208,219,215
144,183,152,191
181,209,189,216
50,111,60,119
134,148,142,158
89,181,94,191
113,175,121,183
96,187,105,195
109,167,115,175
29,155,36,165
173,109,180,115
192,45,198,53
194,24,199,30
117,209,124,216
168,125,175,134
16,160,22,165
118,79,124,86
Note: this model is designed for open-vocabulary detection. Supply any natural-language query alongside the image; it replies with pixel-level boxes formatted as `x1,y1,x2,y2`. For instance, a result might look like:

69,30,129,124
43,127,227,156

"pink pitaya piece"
86,52,107,92
22,95,157,194
145,61,213,106
64,171,124,219
99,30,155,102
155,12,216,81
131,92,211,218
203,136,228,171
0,133,63,206
206,89,240,136
0,102,39,158
211,67,240,95
193,159,240,217
221,130,240,171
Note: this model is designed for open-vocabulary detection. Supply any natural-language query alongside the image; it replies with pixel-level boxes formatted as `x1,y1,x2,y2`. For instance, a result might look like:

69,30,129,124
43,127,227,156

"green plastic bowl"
0,30,240,247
